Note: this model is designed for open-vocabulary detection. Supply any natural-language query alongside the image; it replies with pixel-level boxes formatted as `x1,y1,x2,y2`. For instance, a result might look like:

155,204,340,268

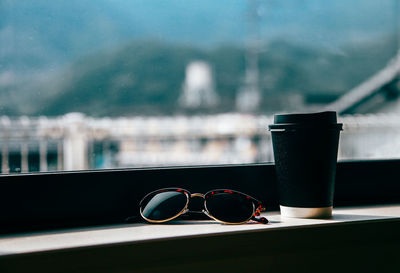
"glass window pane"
1,0,400,173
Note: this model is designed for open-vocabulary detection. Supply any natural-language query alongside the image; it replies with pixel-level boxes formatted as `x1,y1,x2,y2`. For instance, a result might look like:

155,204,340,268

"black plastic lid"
274,111,337,124
269,111,343,131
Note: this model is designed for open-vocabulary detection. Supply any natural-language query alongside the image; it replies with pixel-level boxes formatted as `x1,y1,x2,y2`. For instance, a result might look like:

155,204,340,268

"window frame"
0,159,399,234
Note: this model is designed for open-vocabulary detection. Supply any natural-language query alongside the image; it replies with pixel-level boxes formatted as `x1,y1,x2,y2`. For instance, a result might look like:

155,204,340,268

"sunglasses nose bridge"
190,193,205,198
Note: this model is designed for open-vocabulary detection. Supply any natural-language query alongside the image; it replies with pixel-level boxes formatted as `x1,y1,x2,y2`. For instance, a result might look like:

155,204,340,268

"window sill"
1,204,399,272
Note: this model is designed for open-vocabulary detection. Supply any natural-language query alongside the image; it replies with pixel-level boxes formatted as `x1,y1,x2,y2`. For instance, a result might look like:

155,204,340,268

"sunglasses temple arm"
251,216,269,224
250,203,268,224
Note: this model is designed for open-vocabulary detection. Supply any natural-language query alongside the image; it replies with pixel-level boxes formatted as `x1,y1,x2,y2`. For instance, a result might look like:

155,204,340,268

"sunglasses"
139,188,268,224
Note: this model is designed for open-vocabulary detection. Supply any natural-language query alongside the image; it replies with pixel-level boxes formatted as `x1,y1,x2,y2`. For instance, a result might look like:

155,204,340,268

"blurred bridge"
326,50,400,114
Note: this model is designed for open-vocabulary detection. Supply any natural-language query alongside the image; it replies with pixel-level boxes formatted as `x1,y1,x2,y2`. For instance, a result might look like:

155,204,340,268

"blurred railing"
0,113,400,173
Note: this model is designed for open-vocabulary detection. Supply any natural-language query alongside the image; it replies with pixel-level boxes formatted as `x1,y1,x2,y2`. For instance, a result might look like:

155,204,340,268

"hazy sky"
1,0,398,71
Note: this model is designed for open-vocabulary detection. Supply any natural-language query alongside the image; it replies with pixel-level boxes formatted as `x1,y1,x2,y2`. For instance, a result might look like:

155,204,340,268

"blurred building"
2,53,400,172
179,61,219,109
2,112,400,173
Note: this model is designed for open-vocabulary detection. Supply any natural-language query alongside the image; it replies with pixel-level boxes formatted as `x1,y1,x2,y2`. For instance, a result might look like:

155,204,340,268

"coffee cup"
268,111,343,218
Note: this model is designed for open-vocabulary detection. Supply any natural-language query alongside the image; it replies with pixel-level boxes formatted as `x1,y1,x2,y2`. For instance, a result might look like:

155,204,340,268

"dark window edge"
0,159,399,234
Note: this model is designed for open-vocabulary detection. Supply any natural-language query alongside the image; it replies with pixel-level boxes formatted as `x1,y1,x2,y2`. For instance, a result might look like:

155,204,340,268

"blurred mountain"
1,0,399,116
36,36,397,116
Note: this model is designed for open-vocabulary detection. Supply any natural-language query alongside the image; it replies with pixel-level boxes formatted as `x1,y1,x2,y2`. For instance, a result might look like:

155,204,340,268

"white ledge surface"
0,205,399,256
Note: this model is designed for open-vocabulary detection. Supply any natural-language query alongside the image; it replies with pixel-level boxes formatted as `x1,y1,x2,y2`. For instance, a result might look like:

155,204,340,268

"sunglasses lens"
140,191,188,222
206,192,254,223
